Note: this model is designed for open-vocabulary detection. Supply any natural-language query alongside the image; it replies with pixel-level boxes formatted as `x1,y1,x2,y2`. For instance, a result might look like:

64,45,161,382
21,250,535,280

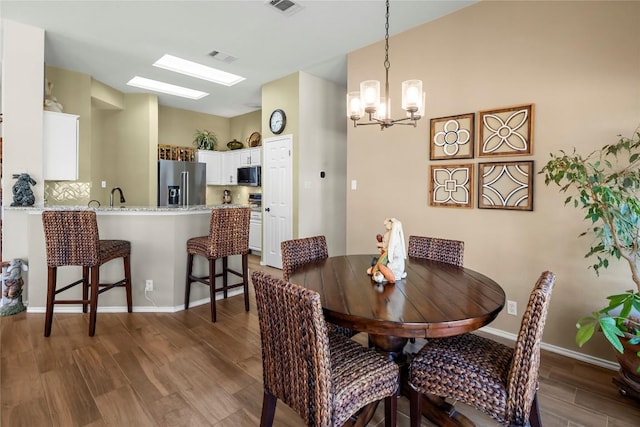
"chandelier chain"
384,0,390,72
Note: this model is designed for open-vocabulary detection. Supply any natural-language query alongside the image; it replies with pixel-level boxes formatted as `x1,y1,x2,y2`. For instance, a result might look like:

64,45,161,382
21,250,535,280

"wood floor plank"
2,396,53,427
41,363,103,426
147,391,213,426
71,341,128,397
93,384,155,426
112,346,177,403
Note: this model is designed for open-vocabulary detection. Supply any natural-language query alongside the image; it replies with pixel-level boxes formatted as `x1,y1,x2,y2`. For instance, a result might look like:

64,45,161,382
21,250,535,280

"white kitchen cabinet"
43,111,79,181
197,150,223,185
222,150,241,185
238,147,261,166
249,210,262,252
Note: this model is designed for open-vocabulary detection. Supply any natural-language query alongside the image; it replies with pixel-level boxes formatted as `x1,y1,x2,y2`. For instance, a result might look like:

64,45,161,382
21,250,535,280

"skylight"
153,54,245,86
126,76,209,100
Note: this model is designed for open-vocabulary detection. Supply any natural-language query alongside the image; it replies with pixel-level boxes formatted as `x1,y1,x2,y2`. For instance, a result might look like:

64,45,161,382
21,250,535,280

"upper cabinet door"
197,150,222,185
43,111,79,181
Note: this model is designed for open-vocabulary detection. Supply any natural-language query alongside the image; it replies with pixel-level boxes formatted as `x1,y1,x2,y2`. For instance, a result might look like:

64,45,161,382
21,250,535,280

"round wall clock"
269,109,286,134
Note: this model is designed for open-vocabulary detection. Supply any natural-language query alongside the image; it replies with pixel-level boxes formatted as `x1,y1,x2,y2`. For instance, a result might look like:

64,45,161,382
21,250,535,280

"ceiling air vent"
265,0,303,16
208,50,238,64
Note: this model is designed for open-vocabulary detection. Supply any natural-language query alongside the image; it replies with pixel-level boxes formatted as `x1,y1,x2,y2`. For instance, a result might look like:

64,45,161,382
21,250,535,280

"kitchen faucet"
110,187,126,207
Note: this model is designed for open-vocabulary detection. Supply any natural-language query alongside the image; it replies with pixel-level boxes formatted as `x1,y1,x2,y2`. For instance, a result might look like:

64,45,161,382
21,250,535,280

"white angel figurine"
385,218,407,280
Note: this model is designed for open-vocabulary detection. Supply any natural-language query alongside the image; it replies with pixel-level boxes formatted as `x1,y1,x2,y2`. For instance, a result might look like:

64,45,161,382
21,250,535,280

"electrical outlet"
145,279,153,292
507,300,517,315
101,181,107,188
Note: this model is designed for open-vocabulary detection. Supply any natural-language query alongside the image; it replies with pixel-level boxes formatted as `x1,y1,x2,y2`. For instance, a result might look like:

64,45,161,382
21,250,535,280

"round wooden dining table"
289,254,506,427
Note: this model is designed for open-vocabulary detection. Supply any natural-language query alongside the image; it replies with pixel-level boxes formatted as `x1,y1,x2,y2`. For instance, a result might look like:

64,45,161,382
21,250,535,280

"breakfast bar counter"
3,205,251,313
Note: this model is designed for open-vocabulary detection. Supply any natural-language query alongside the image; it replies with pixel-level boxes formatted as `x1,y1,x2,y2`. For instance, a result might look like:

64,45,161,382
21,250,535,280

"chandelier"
347,0,425,130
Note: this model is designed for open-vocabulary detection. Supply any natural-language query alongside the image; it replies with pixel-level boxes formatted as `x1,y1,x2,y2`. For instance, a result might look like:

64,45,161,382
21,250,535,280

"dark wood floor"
2,255,640,426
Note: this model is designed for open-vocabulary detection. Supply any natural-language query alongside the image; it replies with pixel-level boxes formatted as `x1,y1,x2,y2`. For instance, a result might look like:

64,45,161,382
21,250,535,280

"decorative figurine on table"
0,259,28,316
367,218,407,284
11,173,36,206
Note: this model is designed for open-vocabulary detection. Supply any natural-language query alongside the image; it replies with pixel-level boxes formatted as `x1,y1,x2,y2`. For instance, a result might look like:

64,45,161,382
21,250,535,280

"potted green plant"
193,129,217,150
540,130,640,387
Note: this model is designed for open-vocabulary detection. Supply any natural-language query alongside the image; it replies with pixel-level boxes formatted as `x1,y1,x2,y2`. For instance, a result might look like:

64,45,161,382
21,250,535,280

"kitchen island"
3,205,252,313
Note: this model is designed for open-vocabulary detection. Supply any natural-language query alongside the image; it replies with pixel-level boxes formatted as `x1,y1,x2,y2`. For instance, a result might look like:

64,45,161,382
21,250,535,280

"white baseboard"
480,326,619,371
25,288,245,314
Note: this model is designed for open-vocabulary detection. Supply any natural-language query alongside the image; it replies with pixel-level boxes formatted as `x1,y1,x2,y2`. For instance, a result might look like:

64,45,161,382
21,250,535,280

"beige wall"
298,72,347,255
346,1,640,363
158,105,230,150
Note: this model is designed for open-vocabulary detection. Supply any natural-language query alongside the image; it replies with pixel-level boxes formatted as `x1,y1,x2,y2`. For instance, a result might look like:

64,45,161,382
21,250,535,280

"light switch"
101,181,107,188
351,180,357,190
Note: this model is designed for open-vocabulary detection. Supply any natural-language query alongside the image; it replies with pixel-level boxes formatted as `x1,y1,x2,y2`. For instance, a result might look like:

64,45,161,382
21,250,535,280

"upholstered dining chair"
407,235,464,267
408,271,556,427
185,206,250,322
281,236,357,338
42,210,132,337
252,271,399,427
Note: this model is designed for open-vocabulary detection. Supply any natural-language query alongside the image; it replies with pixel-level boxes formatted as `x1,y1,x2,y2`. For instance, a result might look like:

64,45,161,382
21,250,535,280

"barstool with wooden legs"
42,210,132,337
185,206,250,322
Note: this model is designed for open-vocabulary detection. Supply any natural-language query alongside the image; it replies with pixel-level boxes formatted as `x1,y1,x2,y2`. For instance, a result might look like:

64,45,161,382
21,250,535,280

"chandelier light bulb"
402,80,423,112
347,92,363,119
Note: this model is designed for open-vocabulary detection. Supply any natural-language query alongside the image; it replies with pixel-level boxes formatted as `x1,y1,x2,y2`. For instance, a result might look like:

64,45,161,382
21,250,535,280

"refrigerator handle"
181,171,189,207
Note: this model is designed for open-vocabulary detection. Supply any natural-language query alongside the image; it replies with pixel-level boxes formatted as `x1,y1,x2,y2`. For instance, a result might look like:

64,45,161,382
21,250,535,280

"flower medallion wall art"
478,104,533,157
430,113,475,160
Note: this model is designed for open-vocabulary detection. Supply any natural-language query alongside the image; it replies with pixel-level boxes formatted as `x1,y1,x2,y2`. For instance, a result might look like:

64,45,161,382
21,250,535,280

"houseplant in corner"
540,129,640,398
193,129,217,150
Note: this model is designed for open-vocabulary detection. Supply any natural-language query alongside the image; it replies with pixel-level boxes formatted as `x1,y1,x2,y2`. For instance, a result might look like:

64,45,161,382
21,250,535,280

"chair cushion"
329,331,399,426
99,240,131,264
409,333,513,425
186,235,209,256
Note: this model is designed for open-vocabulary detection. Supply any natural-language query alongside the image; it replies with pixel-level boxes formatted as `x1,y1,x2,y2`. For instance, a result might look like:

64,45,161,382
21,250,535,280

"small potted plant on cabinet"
540,130,640,399
193,129,217,150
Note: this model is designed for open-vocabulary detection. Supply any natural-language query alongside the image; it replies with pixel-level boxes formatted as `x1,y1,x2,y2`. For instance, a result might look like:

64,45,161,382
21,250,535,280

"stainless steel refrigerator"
157,160,207,207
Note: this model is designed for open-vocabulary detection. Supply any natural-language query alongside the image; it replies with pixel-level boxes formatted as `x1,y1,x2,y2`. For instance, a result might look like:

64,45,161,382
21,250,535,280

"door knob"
265,207,271,212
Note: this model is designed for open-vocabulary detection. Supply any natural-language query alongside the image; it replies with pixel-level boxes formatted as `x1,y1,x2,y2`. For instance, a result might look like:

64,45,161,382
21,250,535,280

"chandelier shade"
347,0,425,130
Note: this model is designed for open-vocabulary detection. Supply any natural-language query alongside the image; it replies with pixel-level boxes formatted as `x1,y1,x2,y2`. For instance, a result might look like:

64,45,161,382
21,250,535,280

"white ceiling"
1,0,476,118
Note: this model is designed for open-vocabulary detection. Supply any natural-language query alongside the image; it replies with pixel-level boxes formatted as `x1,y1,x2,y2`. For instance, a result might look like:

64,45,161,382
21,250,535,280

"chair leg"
409,385,422,427
44,267,57,337
124,255,133,313
242,253,249,312
259,390,277,427
528,393,542,427
82,266,89,313
88,266,100,336
384,394,397,427
185,253,194,310
222,256,229,299
209,257,217,322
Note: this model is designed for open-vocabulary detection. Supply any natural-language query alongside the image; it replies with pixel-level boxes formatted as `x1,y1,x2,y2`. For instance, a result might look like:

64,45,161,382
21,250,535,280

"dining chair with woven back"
407,235,464,267
252,271,399,427
185,206,250,322
281,236,357,338
408,271,556,427
42,210,132,337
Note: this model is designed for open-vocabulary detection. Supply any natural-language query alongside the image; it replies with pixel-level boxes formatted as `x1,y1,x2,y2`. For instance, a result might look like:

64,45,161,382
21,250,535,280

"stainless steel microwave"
237,166,261,186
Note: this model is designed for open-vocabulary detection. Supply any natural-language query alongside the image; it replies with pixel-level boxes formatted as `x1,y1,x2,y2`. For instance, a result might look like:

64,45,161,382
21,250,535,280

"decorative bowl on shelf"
227,139,244,150
248,131,261,147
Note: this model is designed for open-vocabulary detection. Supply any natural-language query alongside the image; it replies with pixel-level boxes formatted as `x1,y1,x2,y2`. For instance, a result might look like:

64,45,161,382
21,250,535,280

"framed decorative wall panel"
430,113,475,160
478,104,533,157
478,161,534,211
429,163,474,208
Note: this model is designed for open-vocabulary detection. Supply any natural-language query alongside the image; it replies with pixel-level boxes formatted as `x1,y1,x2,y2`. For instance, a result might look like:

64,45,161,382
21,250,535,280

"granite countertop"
5,204,257,213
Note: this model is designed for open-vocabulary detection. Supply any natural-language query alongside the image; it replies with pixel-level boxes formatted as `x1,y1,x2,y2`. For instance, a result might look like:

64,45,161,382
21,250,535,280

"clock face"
269,109,286,134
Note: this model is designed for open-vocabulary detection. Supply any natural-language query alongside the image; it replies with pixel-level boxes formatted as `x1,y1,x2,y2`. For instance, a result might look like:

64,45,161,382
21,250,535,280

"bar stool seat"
185,207,250,322
42,210,132,337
